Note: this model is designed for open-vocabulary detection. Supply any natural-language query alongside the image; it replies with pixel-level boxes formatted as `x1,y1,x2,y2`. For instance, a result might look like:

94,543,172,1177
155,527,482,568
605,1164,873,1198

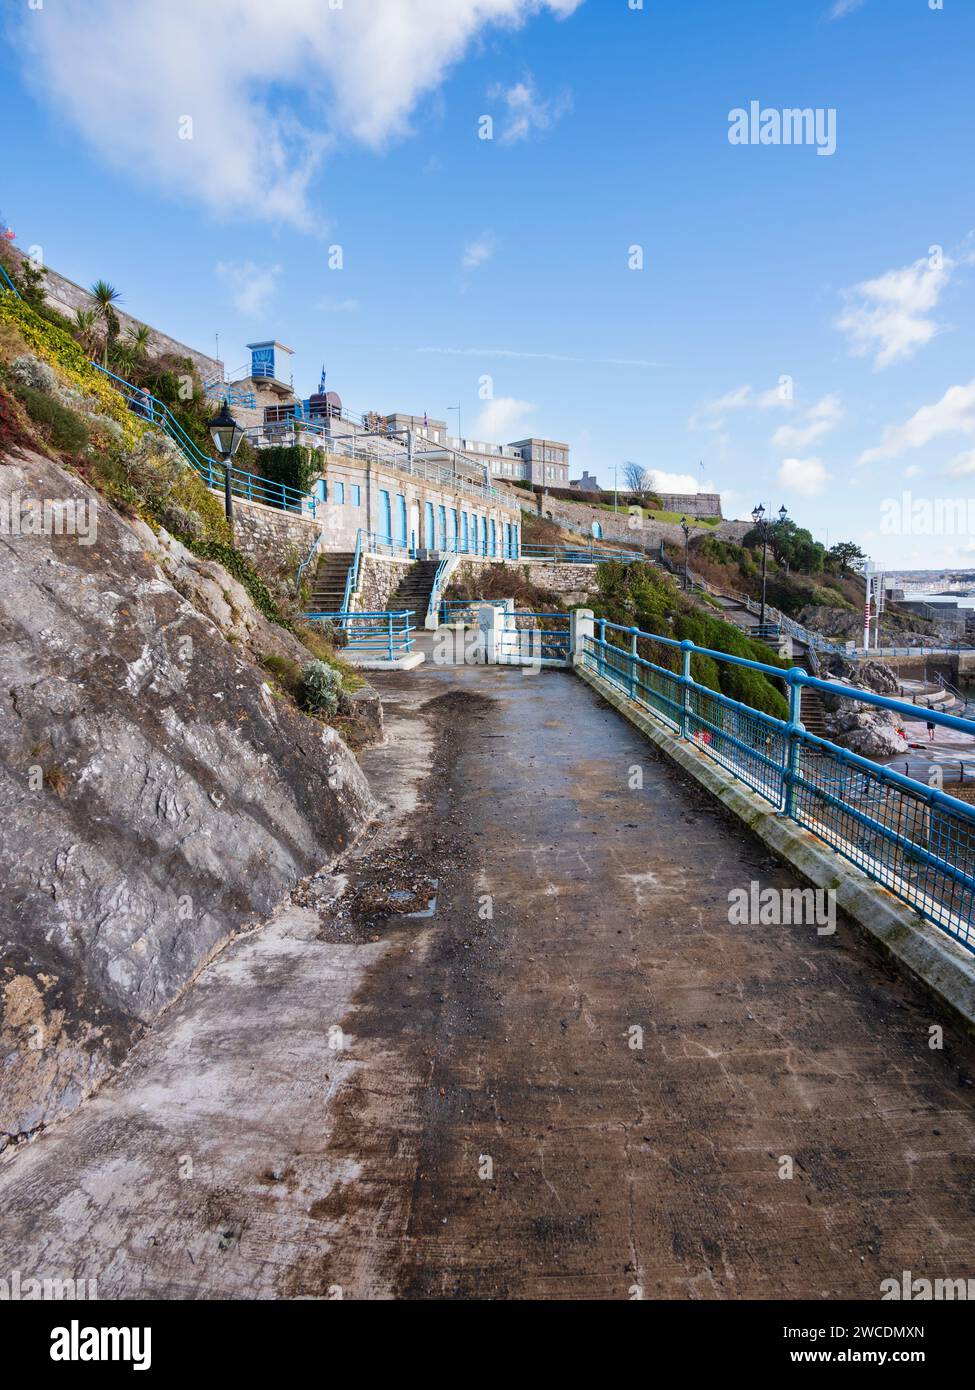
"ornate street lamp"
751,503,789,629
208,402,245,523
752,503,770,629
680,515,691,591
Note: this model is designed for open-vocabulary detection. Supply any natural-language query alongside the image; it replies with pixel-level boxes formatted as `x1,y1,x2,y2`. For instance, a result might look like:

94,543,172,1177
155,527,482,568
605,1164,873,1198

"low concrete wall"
577,664,975,1029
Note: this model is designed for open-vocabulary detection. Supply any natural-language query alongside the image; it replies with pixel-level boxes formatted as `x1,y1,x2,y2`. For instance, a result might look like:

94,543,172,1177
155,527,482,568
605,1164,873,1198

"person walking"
926,720,936,743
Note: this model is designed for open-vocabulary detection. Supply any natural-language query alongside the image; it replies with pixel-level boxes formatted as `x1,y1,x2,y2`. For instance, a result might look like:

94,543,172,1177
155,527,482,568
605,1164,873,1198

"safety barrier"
89,364,321,516
521,543,643,564
304,609,415,661
581,618,975,953
498,611,572,666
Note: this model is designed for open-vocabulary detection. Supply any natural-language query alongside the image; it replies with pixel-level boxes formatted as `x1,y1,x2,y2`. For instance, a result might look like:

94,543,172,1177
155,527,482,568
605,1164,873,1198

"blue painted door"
438,505,447,550
394,494,407,547
480,516,488,555
461,512,469,552
591,521,603,539
333,480,345,505
424,502,435,549
449,509,458,551
379,489,392,544
490,519,497,557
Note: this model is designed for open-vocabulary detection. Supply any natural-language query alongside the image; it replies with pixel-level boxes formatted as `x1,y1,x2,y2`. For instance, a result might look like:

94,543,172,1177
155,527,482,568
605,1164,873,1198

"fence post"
783,667,806,818
629,627,639,700
387,613,394,662
477,602,501,666
598,618,607,679
680,640,695,741
570,608,594,669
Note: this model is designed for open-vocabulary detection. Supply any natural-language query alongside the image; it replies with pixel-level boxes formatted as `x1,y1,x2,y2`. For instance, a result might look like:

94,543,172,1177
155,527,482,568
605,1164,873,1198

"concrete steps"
387,560,441,622
308,552,355,614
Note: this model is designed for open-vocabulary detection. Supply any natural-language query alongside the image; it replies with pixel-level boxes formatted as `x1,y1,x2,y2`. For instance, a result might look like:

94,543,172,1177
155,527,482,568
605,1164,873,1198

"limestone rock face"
824,707,909,758
0,450,376,1145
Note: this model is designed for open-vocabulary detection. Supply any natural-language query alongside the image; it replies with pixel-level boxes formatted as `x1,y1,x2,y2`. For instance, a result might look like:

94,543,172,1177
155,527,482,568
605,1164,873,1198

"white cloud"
487,76,572,143
828,0,867,19
648,470,717,495
859,379,975,464
692,382,793,429
462,232,498,272
777,457,831,496
473,396,534,440
837,253,954,369
945,450,975,477
771,393,843,449
216,260,281,317
15,0,582,227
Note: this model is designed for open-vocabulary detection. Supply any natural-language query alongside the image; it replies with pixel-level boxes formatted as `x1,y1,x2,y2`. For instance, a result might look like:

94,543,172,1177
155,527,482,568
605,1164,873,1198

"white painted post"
571,608,594,668
477,602,501,666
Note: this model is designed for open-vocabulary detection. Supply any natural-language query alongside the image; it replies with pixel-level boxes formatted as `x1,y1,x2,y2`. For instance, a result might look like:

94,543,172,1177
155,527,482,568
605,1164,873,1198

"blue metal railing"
581,619,975,952
364,529,411,557
90,363,320,516
341,528,364,620
304,609,415,661
521,543,643,564
441,598,484,625
0,262,20,296
499,611,572,664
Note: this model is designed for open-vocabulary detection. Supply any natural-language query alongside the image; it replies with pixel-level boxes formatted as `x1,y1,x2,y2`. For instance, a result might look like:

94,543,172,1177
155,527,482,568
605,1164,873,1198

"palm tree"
90,279,122,368
71,308,99,356
126,322,153,359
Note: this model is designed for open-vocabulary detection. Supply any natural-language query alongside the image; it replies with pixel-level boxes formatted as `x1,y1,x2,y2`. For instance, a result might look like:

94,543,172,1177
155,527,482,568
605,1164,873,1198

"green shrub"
13,383,89,453
299,659,341,715
259,444,318,502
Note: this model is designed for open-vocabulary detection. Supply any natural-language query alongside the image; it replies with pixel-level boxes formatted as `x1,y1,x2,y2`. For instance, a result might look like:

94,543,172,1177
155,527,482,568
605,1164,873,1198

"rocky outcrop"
824,708,909,758
1,449,376,1147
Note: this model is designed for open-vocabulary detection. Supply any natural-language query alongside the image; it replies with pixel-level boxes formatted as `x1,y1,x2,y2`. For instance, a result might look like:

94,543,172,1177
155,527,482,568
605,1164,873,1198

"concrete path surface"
2,660,975,1299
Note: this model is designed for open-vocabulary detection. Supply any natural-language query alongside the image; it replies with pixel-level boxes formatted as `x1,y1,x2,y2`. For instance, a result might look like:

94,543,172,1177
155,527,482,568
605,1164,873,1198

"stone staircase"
308,551,355,614
387,560,441,624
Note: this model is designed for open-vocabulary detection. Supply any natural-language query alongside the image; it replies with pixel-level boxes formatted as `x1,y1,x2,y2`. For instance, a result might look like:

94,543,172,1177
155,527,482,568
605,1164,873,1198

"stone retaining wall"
230,497,322,568
357,553,412,613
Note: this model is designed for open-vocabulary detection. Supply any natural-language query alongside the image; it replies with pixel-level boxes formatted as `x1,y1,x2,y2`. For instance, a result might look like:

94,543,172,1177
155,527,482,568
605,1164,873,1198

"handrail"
340,528,364,622
582,617,975,951
90,362,320,516
304,608,415,660
0,263,21,296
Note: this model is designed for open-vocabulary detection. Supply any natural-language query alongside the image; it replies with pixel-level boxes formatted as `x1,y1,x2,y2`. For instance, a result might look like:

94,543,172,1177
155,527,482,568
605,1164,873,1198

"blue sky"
2,0,973,568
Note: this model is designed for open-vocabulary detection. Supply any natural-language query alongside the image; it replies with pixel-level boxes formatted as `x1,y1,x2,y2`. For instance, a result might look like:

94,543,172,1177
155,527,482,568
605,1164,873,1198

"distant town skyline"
3,0,973,567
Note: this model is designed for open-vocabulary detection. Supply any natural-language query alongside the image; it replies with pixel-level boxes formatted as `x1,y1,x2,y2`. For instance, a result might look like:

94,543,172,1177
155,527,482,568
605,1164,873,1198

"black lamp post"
680,515,690,591
208,402,245,523
751,503,789,629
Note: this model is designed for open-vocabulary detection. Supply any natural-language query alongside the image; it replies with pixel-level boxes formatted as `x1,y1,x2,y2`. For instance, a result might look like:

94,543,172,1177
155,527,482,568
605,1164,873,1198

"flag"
319,364,327,393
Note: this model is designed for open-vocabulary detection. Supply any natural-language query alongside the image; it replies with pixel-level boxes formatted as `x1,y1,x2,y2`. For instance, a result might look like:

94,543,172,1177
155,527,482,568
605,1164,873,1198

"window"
350,484,361,506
